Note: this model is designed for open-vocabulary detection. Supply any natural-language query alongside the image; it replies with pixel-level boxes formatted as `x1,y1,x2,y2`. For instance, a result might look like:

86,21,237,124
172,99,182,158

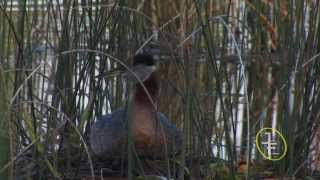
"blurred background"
0,0,319,179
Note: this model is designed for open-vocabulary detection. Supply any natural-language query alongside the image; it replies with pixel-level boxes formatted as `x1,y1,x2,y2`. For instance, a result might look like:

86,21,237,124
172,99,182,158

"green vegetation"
0,0,319,179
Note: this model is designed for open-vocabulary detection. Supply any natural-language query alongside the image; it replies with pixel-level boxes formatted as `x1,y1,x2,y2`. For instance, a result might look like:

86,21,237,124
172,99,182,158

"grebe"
90,54,182,157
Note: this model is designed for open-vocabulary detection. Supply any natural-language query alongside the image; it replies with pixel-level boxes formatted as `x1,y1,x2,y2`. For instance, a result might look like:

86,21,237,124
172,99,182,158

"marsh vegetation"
0,0,320,179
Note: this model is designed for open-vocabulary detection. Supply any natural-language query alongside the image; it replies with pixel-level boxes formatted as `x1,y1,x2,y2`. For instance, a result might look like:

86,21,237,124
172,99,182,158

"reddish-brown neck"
133,71,159,106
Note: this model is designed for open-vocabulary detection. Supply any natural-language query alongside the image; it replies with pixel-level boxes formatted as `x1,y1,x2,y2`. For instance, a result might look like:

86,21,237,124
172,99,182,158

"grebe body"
90,54,181,157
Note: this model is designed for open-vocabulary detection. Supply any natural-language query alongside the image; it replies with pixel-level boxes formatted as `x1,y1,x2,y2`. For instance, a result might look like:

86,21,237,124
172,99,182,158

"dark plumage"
133,54,155,66
90,108,182,156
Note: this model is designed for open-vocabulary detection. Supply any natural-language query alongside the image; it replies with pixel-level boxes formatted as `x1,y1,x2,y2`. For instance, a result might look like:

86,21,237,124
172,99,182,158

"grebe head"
130,54,157,83
130,54,160,103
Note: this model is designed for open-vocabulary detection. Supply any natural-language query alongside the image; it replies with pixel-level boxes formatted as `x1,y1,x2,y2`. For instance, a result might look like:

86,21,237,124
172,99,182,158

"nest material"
15,150,178,179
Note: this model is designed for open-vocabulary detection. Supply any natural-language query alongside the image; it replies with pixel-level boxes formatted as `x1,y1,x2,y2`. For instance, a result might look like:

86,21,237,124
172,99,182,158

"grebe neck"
133,71,159,106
